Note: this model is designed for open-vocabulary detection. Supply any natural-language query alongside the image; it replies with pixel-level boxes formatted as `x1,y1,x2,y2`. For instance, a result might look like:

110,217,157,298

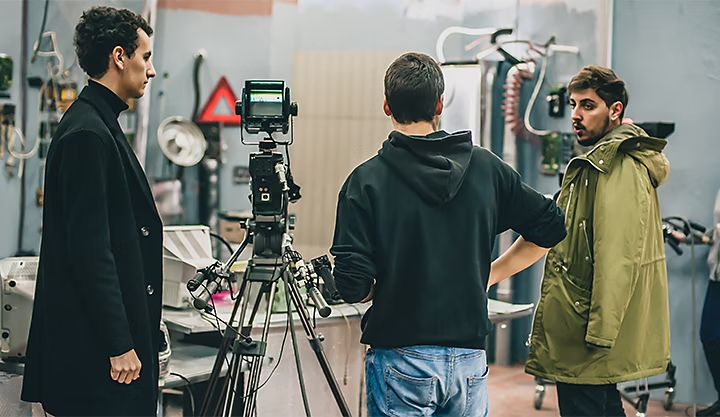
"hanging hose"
177,52,205,182
191,52,205,120
524,53,553,137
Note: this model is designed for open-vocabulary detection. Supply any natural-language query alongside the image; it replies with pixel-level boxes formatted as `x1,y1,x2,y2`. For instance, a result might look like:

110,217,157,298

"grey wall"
613,0,720,405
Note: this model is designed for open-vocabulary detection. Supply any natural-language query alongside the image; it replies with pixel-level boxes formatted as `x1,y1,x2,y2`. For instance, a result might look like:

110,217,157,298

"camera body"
235,80,300,257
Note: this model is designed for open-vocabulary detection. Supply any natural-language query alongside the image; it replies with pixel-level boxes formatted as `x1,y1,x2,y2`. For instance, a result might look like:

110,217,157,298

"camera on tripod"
186,80,351,417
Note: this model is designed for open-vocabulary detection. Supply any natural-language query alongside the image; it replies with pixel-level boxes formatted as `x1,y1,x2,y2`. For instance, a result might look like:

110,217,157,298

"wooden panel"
158,0,297,16
288,50,401,258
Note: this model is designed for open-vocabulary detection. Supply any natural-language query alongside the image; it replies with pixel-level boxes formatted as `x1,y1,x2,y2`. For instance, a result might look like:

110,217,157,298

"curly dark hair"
568,65,629,119
73,6,153,79
384,52,445,124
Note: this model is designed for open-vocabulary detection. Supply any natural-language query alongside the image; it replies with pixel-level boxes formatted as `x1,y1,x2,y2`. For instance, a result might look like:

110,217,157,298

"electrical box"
547,84,567,118
0,54,12,98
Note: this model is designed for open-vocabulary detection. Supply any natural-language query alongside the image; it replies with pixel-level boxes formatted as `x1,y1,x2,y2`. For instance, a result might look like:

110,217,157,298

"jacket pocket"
562,273,591,319
541,268,592,371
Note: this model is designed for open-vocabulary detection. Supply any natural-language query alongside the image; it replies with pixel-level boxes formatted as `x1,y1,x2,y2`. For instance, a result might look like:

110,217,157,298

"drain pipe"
17,0,29,255
495,61,532,366
133,0,158,168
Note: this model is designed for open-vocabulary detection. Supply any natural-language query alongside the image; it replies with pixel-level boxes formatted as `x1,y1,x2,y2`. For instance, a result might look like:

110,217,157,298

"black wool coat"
21,81,163,416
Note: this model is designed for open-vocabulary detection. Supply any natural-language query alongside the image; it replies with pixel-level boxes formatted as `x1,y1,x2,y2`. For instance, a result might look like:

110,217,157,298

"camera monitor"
236,80,297,135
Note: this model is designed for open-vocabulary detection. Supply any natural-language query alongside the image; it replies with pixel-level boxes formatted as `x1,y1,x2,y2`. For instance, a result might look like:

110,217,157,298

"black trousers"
556,382,625,417
701,281,720,398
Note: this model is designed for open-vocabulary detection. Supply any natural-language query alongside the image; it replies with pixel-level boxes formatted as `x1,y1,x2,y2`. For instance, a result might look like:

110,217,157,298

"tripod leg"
285,275,353,417
199,279,250,417
242,280,279,417
285,274,312,417
222,351,245,416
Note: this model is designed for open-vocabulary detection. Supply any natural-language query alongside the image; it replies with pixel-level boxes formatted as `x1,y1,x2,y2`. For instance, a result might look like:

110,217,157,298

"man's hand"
716,223,720,236
360,283,375,302
110,349,141,384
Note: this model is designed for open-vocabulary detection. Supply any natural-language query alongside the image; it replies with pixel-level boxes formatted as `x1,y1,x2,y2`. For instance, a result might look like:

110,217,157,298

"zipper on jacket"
581,220,594,263
527,258,566,347
564,183,575,225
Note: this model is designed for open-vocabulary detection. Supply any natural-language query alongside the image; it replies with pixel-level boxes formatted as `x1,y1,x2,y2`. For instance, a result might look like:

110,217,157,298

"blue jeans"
365,346,489,417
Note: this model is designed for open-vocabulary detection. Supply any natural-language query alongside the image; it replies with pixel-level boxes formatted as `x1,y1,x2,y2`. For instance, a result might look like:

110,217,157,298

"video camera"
236,81,301,215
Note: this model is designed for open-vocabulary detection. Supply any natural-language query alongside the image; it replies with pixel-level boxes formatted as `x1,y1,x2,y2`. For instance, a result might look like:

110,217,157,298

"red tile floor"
488,364,693,417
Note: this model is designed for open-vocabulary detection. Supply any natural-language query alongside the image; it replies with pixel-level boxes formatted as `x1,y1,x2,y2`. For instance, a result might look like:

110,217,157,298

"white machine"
0,257,38,360
0,225,216,360
162,225,218,309
439,62,497,149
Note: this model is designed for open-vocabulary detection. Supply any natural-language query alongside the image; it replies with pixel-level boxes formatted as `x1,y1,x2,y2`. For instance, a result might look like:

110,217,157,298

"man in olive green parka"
522,66,670,416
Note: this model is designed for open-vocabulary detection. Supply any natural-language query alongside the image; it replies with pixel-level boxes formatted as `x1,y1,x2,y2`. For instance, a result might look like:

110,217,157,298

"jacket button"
146,285,154,295
599,159,604,165
585,256,590,261
554,267,560,272
575,301,580,306
141,227,150,237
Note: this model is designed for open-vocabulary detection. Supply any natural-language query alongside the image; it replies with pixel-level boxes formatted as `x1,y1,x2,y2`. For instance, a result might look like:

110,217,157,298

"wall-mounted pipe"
436,26,501,63
133,0,158,168
17,0,29,255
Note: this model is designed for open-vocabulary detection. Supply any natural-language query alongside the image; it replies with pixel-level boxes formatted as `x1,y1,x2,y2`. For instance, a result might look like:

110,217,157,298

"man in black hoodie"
329,52,567,416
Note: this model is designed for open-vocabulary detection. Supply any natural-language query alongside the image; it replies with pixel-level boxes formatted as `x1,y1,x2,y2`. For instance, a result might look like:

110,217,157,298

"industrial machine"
162,225,218,309
0,257,38,360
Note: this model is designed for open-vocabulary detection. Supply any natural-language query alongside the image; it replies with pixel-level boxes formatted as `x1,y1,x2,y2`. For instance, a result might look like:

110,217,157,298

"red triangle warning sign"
196,76,242,125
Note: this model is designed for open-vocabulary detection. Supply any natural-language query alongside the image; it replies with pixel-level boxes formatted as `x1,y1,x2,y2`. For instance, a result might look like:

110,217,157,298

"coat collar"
77,83,158,215
86,80,128,117
573,124,667,174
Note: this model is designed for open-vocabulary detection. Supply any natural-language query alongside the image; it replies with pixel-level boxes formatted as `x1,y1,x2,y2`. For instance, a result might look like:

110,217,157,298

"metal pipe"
17,0,29,254
436,26,500,63
133,0,158,168
605,0,614,67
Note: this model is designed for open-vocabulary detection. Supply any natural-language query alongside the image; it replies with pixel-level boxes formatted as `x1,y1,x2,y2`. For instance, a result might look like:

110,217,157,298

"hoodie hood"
585,124,670,188
378,130,473,206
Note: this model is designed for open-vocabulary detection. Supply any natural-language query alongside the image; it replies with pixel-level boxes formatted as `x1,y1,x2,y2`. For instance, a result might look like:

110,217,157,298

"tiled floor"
488,365,692,417
163,363,700,416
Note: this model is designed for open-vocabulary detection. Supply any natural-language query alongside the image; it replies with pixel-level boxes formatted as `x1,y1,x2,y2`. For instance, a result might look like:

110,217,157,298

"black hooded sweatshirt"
330,130,566,349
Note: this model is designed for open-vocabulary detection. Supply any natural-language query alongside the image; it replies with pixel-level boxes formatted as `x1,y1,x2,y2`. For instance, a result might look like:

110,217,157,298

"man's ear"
383,97,391,117
609,101,623,122
435,94,443,116
111,46,126,70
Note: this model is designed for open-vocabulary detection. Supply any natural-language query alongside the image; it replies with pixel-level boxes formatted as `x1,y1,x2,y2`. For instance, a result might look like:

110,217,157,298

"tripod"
192,223,352,417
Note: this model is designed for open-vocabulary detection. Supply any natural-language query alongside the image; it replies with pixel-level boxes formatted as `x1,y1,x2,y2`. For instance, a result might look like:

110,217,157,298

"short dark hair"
384,52,444,124
568,65,629,119
74,6,153,79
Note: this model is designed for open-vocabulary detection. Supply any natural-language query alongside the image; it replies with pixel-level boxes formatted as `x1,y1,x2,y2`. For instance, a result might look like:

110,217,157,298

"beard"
577,117,612,146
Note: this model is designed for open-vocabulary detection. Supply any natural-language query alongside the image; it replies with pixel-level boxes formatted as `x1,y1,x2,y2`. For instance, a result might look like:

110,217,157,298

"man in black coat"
21,6,161,416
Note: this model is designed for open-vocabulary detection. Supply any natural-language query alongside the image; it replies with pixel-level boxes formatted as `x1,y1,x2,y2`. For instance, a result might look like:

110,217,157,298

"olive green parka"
525,124,671,384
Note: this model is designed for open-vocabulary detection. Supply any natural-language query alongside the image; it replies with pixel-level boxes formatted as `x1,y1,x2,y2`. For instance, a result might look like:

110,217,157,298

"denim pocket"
465,366,489,417
384,365,437,417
